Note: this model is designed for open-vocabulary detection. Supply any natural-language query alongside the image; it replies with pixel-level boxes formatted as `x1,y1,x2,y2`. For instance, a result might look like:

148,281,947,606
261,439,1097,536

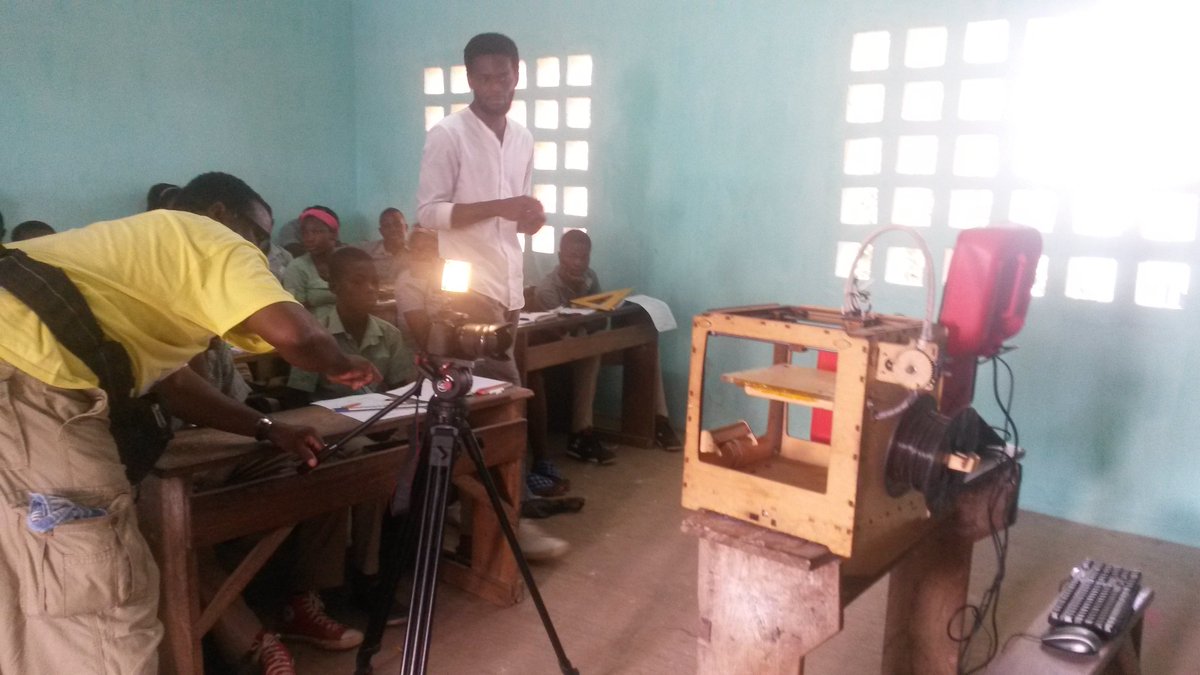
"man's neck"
383,239,406,256
337,307,370,345
469,103,507,142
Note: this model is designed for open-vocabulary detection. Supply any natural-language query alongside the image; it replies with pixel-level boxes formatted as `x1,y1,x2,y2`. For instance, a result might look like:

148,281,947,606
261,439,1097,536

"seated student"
394,226,445,349
283,205,343,310
10,220,55,241
146,182,180,210
533,230,682,459
358,207,410,289
289,246,415,399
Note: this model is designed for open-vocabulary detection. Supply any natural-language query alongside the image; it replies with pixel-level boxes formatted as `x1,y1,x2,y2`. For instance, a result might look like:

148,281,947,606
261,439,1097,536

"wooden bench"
136,387,531,675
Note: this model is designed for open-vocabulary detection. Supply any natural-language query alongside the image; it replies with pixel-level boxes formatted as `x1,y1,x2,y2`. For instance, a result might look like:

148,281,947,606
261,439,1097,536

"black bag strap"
0,244,136,400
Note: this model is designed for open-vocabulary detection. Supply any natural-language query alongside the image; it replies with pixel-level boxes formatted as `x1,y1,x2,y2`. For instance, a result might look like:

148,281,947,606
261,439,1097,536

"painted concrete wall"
0,0,361,239
352,0,1200,548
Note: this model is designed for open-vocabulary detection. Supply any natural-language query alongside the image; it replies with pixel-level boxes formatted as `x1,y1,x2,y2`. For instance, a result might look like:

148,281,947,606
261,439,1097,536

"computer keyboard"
1048,559,1142,639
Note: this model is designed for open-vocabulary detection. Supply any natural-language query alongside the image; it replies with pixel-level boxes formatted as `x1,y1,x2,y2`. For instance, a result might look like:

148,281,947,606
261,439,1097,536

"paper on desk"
518,311,557,324
312,392,422,422
625,295,677,332
556,307,596,316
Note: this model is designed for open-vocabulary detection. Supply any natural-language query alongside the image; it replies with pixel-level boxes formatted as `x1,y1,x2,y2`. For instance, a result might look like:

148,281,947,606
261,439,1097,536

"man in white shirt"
416,32,545,385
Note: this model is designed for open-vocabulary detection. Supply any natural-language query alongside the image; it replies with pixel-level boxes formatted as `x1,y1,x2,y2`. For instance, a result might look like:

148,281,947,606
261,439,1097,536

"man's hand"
265,422,324,468
327,354,382,390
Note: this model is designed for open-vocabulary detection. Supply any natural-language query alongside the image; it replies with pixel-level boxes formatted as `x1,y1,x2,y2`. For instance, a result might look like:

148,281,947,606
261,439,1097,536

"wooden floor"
284,440,1200,674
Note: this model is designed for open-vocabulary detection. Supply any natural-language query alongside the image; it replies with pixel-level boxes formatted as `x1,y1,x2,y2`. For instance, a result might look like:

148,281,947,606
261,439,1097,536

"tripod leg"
459,427,579,675
399,424,457,675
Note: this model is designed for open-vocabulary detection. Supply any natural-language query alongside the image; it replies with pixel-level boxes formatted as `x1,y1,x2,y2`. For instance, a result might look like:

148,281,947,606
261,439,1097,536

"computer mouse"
1041,625,1103,655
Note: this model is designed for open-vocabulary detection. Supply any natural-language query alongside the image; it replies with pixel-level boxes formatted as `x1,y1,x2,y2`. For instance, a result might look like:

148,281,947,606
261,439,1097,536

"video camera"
425,311,513,364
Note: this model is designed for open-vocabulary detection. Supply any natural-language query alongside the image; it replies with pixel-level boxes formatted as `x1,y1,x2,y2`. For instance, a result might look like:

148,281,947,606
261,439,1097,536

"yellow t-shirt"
0,210,299,393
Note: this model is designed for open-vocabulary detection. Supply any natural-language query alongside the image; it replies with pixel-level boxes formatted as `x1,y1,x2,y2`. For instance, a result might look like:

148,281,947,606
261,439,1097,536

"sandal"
522,496,586,519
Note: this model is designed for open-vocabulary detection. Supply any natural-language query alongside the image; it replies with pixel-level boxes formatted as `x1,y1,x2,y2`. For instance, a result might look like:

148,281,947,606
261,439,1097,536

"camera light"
441,259,472,293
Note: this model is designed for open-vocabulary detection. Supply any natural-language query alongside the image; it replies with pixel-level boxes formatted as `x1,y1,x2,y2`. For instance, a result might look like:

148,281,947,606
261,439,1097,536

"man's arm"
154,366,324,467
234,301,379,389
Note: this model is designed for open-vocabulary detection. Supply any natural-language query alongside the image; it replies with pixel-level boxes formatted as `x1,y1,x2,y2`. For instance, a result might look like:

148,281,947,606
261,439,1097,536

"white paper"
311,376,514,422
625,294,677,332
556,307,596,316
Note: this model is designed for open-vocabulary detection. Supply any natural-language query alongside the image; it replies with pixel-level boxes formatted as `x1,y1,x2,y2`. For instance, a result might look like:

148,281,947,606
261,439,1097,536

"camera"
425,311,513,363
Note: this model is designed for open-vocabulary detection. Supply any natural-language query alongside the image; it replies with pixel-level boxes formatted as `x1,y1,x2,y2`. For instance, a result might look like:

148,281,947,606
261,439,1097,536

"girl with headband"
283,205,342,309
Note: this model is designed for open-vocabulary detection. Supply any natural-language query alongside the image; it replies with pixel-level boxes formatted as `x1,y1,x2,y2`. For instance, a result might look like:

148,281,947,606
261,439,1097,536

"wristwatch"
254,416,275,442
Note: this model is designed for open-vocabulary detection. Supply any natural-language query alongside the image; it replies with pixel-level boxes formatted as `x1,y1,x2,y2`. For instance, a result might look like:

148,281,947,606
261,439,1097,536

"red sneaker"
249,632,296,675
280,591,364,651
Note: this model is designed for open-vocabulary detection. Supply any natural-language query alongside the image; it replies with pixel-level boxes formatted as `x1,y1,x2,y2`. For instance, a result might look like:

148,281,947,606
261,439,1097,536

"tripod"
337,359,578,675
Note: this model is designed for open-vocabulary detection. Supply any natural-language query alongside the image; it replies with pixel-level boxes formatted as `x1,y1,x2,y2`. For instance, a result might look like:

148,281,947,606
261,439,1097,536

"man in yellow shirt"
0,172,379,674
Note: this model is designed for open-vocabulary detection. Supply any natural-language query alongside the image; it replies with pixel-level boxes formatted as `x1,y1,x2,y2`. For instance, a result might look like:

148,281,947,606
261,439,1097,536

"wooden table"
682,466,1020,674
136,387,531,675
516,304,659,447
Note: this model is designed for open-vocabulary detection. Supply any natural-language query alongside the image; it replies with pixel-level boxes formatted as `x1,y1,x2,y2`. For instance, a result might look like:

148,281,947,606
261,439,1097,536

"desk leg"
882,525,972,675
620,341,657,447
138,475,202,675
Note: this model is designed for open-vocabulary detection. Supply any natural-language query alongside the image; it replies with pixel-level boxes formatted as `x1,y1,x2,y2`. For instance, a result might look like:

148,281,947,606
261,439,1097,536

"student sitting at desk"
532,230,682,460
394,226,446,349
288,246,415,399
357,207,411,289
283,205,343,310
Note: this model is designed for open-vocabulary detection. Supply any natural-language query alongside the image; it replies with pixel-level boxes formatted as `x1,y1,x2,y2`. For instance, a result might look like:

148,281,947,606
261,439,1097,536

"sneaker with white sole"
249,631,296,675
280,591,364,651
516,520,570,561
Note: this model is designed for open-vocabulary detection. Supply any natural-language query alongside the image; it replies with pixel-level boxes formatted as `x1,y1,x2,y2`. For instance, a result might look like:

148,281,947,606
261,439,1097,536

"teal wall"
353,0,1200,548
4,0,1197,549
0,0,360,239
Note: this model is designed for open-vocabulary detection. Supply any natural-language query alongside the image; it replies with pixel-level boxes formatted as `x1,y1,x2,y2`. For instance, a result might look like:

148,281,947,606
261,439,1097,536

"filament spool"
884,395,983,515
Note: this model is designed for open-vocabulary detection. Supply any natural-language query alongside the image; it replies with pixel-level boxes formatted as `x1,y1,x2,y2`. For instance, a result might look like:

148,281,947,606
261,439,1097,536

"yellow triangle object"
570,287,632,311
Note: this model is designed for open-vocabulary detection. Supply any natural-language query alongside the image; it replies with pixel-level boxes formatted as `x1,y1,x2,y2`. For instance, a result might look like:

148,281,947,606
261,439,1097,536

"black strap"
0,244,135,400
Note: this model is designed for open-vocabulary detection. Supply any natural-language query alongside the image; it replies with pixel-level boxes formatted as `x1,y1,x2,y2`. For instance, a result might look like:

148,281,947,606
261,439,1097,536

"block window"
958,78,1006,121
534,184,557,213
566,97,591,129
1030,255,1049,297
1064,257,1118,303
563,187,588,217
1135,261,1189,309
450,65,469,94
535,100,559,129
846,84,886,124
517,60,528,89
892,187,935,228
534,142,558,171
424,106,445,131
850,31,890,72
531,225,556,253
537,57,560,87
840,187,879,225
564,141,589,170
1139,192,1198,242
567,55,593,86
904,26,948,69
885,246,928,286
948,189,994,229
508,100,528,127
963,20,1010,64
952,134,1000,177
1009,190,1058,233
835,241,873,279
901,82,944,121
423,68,445,95
1072,192,1133,238
895,135,939,175
844,137,883,175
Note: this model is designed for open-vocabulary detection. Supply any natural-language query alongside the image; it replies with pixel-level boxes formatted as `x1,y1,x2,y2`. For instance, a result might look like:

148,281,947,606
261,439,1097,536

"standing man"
417,32,544,384
0,172,380,674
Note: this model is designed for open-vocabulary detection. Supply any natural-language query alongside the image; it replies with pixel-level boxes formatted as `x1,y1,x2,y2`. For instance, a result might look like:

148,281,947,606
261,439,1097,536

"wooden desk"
682,467,1019,674
516,304,659,447
136,388,531,675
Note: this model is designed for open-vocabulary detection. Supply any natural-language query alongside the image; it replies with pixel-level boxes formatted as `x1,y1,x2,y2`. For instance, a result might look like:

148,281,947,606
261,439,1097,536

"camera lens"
456,322,513,361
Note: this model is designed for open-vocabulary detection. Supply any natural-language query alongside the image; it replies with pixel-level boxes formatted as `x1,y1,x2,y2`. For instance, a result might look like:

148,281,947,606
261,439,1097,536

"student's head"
11,220,55,241
379,207,408,246
558,229,592,284
174,172,273,251
408,226,439,263
299,205,340,256
328,246,379,316
464,33,519,118
146,183,180,211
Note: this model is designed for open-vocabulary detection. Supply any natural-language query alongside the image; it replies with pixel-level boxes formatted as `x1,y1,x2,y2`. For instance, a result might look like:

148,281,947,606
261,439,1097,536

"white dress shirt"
416,107,533,310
